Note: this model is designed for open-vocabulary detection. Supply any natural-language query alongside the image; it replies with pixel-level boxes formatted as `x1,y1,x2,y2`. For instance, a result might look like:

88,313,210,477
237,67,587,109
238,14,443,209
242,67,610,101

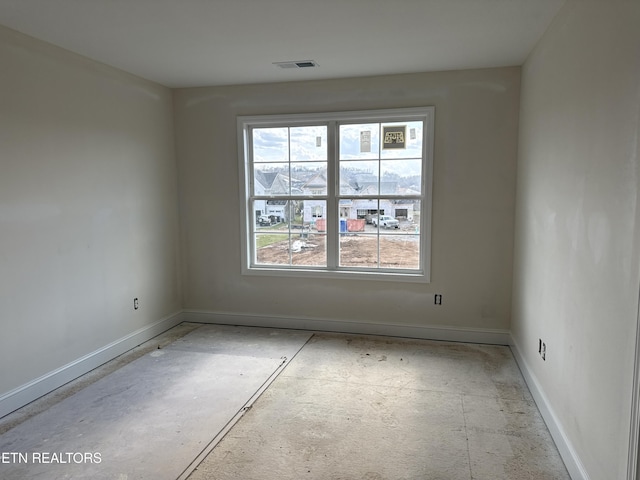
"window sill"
242,266,430,283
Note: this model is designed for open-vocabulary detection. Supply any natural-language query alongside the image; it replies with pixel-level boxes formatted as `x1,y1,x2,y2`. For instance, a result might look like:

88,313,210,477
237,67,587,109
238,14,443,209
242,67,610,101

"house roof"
254,171,279,190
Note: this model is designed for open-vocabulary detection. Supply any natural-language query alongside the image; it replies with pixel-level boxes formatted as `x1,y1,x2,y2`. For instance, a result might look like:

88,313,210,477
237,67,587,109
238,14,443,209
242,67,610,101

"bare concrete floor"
0,322,203,437
0,324,311,479
188,333,570,480
0,324,570,480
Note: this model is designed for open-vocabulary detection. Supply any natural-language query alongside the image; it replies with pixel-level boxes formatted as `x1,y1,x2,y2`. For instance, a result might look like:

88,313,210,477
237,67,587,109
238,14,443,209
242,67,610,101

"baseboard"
180,310,511,345
0,311,183,419
509,335,589,480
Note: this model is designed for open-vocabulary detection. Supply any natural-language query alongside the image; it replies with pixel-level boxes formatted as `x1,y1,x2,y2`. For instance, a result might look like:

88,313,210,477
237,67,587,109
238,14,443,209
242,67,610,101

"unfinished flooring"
0,324,312,479
0,324,570,480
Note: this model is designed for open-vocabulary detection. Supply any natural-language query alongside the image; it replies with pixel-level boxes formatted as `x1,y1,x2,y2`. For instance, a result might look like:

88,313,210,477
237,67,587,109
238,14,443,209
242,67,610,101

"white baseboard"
0,311,183,419
180,310,511,345
509,335,589,480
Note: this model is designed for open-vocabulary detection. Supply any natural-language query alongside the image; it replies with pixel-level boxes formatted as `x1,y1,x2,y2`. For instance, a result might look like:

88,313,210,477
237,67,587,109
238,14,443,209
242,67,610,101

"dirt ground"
256,233,420,269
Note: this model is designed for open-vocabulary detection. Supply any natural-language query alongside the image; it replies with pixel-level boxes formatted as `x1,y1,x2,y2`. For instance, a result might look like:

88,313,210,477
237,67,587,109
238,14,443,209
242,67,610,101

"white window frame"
237,107,434,283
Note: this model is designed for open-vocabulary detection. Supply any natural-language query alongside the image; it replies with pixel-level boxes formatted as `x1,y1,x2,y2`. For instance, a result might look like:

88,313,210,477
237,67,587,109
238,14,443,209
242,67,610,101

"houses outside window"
238,107,434,282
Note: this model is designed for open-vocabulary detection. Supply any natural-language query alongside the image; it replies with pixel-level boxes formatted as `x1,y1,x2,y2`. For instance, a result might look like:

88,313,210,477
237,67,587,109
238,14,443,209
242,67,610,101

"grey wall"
511,1,640,477
174,67,520,333
0,26,182,397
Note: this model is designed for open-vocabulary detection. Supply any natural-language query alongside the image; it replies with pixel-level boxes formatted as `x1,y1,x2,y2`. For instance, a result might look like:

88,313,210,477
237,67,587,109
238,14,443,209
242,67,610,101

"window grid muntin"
241,108,432,280
336,118,423,272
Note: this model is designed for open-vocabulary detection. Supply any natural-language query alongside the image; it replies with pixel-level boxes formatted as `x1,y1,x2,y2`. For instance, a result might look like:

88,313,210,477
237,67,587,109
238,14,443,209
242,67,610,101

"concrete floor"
0,324,312,479
188,332,570,480
0,324,570,480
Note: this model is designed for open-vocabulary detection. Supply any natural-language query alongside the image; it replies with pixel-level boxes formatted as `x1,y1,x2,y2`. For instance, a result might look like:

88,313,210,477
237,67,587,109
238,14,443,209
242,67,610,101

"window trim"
237,107,434,283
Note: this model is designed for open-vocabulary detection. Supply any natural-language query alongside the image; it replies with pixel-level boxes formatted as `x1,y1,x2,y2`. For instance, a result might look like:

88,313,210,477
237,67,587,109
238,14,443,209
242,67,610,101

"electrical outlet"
133,298,139,310
434,294,442,305
538,339,546,361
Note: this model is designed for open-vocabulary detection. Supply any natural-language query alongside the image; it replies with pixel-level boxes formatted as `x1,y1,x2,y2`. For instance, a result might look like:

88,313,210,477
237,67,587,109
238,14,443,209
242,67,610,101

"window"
238,107,434,282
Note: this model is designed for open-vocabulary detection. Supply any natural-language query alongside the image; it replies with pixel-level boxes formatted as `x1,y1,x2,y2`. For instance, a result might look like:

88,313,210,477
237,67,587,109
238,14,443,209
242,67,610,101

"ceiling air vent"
273,60,319,69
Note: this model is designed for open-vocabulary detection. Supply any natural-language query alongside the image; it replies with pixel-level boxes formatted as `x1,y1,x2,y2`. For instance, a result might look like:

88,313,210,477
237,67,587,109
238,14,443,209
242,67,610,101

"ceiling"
0,0,565,88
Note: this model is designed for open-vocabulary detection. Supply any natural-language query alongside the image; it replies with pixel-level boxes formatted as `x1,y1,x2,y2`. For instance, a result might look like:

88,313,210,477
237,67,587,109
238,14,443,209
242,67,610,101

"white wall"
174,67,519,335
511,1,640,478
0,26,182,400
5,7,639,476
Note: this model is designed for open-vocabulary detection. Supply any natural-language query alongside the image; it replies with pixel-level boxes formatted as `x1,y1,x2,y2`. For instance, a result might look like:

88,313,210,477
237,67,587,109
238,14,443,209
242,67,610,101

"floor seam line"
461,394,474,480
176,331,314,480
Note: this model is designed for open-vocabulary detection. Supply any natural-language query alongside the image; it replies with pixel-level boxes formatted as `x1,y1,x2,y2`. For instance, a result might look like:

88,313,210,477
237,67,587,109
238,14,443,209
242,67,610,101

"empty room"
1,1,639,479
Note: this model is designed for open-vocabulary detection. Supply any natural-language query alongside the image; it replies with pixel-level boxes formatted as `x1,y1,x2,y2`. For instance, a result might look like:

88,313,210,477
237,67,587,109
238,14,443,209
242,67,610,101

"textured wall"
0,26,182,395
511,2,640,477
174,67,520,332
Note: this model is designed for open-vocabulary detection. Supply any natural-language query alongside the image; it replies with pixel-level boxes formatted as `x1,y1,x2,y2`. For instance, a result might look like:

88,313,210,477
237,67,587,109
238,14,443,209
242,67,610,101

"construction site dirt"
256,234,420,269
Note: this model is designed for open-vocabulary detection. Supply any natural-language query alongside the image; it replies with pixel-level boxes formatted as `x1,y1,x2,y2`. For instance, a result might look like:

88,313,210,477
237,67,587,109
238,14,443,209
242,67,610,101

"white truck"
371,215,400,229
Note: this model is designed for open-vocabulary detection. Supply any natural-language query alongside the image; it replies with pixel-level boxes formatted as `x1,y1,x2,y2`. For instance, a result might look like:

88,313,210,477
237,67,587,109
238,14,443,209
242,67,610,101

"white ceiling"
0,0,565,88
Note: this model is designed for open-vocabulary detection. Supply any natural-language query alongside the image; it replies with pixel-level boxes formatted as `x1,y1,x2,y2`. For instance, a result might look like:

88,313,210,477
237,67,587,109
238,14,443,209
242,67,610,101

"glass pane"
263,200,288,223
395,199,421,227
252,199,288,229
340,234,378,268
282,200,304,229
252,200,271,227
292,162,327,196
252,127,289,163
368,199,419,230
381,120,423,159
302,200,326,231
254,163,290,196
291,232,326,267
283,201,326,267
380,159,422,195
255,234,290,265
339,123,380,160
338,199,376,268
253,200,278,231
339,232,421,269
338,198,421,270
379,233,420,269
255,233,328,267
339,160,379,195
376,198,421,270
290,126,327,162
254,201,328,267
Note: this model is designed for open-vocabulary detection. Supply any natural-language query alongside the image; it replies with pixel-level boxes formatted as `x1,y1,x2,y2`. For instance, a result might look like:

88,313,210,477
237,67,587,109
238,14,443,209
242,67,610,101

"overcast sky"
252,121,424,168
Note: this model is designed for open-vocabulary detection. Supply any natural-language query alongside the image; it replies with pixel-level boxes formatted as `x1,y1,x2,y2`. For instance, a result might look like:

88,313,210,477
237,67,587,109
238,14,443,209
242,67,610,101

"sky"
252,121,424,181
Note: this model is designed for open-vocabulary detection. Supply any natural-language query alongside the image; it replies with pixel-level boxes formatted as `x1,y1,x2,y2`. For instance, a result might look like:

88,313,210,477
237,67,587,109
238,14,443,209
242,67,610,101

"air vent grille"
273,60,319,69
